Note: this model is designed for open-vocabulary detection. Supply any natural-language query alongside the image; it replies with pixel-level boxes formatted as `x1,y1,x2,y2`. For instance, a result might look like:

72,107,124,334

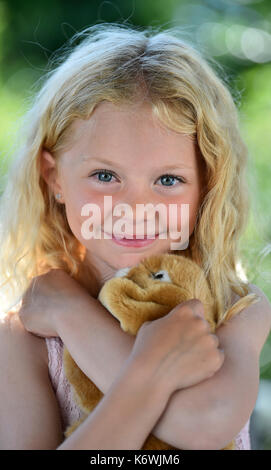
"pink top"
45,336,251,450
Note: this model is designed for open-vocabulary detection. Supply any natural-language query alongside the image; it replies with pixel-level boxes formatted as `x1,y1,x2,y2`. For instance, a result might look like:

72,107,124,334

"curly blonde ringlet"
0,22,260,324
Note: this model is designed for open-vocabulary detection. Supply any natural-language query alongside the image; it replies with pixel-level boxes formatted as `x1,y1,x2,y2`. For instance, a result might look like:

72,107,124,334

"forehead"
62,101,204,173
70,100,191,142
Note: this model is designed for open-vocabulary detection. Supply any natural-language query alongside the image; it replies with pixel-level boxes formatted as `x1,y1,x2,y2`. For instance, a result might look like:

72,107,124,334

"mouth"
103,231,161,247
113,233,159,240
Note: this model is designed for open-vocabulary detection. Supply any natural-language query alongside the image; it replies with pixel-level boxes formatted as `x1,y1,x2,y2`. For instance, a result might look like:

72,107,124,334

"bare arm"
0,313,63,449
53,283,271,450
58,356,170,450
0,312,170,450
53,295,216,449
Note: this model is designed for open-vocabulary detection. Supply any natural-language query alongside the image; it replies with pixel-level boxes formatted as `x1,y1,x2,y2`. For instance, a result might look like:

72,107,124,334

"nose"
111,186,166,234
114,184,151,215
123,183,154,207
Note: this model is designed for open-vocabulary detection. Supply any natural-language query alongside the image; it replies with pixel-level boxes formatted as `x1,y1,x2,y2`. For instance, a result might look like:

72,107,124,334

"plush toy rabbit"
63,253,237,450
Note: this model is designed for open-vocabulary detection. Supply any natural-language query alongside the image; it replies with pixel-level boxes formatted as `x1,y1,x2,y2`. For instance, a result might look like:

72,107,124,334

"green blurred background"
0,0,270,449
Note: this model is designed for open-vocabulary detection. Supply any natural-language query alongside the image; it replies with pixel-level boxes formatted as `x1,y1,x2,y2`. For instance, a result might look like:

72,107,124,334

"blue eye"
159,174,185,187
90,170,116,184
88,170,185,187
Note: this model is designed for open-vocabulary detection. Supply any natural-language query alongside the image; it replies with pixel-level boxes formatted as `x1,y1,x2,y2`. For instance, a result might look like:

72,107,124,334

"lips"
114,233,159,239
103,231,159,239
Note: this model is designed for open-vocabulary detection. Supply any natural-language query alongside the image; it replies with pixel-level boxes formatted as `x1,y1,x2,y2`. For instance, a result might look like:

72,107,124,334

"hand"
18,269,93,338
130,299,225,396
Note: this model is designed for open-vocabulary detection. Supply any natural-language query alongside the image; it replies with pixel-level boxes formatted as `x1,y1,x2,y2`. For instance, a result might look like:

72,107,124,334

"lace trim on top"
45,336,251,449
234,418,251,450
45,336,85,433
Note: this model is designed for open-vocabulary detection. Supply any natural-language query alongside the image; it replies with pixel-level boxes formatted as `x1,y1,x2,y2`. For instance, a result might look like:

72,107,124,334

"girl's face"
41,100,206,283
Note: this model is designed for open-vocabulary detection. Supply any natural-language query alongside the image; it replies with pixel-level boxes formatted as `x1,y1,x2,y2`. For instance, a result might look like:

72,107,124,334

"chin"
108,246,169,267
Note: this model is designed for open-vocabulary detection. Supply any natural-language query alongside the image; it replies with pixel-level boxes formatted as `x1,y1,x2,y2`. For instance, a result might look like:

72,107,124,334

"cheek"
168,188,200,236
64,197,84,240
187,189,201,235
64,189,107,242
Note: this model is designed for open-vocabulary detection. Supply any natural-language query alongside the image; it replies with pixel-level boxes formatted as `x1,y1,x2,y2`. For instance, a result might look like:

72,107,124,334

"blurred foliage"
0,0,270,380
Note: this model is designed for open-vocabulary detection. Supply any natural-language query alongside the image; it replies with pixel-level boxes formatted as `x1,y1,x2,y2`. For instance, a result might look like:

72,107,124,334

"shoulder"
248,282,271,316
224,283,271,356
231,283,271,330
247,283,271,344
0,311,49,369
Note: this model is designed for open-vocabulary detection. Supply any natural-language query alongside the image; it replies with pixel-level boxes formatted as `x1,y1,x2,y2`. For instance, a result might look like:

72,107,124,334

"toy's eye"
153,273,163,279
151,270,172,282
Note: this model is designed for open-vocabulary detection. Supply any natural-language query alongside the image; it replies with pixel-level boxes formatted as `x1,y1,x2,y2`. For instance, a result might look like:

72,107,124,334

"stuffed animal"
63,253,238,450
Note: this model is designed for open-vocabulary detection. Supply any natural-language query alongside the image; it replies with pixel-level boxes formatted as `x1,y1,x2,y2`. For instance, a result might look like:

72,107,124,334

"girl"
0,23,270,450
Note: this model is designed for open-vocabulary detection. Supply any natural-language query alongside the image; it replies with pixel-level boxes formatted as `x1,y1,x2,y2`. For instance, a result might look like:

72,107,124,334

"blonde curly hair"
0,22,260,324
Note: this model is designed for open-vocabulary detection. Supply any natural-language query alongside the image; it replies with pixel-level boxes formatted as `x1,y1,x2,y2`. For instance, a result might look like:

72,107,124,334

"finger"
185,298,205,318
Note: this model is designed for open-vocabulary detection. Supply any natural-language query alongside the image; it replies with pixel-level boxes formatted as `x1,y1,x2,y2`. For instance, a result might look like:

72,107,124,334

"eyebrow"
80,156,194,170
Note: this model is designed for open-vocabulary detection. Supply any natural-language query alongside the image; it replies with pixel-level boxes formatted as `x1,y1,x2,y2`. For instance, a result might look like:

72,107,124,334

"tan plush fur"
63,253,238,449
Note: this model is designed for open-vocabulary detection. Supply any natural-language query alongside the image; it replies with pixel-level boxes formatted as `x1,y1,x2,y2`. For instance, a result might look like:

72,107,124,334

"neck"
75,252,119,299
